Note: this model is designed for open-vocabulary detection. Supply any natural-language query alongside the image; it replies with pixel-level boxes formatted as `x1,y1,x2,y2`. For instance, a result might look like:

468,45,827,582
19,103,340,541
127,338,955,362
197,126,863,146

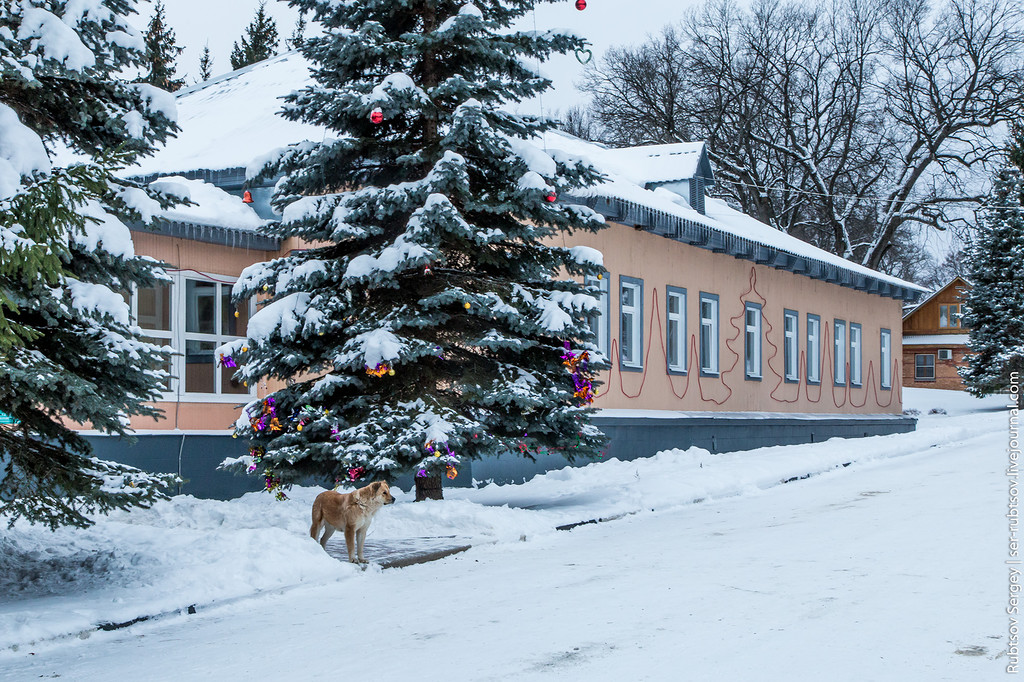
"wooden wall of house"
903,278,970,334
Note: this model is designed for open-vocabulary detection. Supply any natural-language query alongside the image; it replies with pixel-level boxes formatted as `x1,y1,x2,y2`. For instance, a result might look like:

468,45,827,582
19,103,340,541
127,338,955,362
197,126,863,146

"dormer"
601,141,716,214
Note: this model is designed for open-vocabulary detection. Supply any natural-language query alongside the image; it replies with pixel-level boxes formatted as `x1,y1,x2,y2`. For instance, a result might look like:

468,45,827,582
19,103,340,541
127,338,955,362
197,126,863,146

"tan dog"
309,481,396,563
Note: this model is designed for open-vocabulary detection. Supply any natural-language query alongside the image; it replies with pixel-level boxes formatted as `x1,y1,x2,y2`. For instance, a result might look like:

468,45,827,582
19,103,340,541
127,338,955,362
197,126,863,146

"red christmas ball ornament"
575,0,587,9
370,108,384,124
545,192,557,203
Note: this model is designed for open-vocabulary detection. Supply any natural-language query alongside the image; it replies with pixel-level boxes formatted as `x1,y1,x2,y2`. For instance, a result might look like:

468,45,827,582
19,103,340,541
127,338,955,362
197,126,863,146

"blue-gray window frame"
666,286,687,376
849,322,863,387
806,313,821,385
880,328,892,390
744,301,763,381
699,292,720,377
833,318,847,386
619,275,644,373
784,309,800,384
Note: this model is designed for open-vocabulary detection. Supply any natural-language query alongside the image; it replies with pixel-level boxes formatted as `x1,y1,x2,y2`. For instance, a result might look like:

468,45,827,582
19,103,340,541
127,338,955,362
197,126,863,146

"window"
849,323,862,387
807,314,821,384
619,276,643,370
699,293,719,375
744,302,762,379
585,272,610,357
784,310,799,382
834,319,847,385
915,354,936,381
939,304,961,328
134,281,173,391
880,328,892,390
666,287,687,374
938,348,953,360
130,272,254,400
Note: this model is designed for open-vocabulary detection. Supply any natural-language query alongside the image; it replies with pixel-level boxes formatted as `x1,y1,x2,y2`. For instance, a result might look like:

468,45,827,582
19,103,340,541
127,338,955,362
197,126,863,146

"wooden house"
901,276,972,391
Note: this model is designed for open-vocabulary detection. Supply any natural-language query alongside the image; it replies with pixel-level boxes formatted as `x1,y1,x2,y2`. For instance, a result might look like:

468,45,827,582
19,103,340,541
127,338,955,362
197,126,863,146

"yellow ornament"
232,433,238,439
597,273,603,280
234,310,240,318
262,284,269,292
297,424,303,431
318,331,324,336
463,302,471,309
388,368,395,376
242,346,248,353
243,381,248,387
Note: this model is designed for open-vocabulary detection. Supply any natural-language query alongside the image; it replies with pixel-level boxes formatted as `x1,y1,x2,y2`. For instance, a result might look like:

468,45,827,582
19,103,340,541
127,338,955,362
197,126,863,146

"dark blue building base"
85,414,916,500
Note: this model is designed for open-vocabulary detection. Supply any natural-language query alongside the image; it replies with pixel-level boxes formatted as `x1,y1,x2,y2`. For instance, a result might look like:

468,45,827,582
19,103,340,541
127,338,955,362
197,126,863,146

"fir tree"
224,0,608,500
140,0,186,92
199,44,214,81
961,127,1024,397
230,1,279,70
0,1,180,528
286,13,307,50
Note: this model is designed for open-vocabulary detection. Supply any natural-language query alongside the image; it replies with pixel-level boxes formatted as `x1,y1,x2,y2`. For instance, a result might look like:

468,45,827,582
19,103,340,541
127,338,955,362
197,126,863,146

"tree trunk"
414,474,443,501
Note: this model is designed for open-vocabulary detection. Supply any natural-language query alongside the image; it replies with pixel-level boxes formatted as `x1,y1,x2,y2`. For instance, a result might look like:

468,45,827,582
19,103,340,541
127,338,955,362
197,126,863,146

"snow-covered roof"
132,52,926,301
131,52,320,176
901,276,971,320
598,141,712,187
902,334,969,346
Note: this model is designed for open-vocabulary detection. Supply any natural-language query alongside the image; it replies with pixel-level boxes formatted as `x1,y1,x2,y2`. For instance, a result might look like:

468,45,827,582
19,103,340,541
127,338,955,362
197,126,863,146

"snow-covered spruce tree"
0,0,180,528
139,0,184,92
961,131,1024,397
229,0,278,70
221,0,608,500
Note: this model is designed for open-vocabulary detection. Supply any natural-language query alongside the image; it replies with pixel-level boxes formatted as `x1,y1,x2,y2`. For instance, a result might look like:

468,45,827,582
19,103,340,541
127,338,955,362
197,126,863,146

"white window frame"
585,272,610,358
784,309,799,382
619,276,643,370
132,271,256,403
849,322,862,387
666,287,687,374
915,353,936,381
880,328,892,390
834,319,847,386
699,292,719,376
744,302,762,379
807,314,821,384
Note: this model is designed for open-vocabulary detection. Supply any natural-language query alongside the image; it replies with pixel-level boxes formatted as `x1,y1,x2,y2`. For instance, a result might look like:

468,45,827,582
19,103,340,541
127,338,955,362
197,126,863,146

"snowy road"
0,414,1007,681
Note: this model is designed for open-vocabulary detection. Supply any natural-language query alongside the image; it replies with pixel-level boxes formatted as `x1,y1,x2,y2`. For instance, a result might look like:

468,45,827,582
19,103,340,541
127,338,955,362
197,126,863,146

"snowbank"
0,387,1007,652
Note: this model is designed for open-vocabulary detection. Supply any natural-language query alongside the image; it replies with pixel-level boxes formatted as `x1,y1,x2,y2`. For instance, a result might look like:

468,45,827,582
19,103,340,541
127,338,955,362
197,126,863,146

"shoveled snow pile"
0,388,1007,652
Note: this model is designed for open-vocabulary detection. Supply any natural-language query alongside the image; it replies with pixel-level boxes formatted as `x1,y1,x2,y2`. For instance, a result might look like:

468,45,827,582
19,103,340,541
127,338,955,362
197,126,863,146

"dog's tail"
310,497,323,541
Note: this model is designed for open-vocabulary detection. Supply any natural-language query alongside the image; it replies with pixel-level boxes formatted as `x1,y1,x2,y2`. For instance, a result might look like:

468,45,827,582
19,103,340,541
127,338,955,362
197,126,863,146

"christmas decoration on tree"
0,0,180,529
222,0,609,501
575,0,587,10
139,0,186,92
960,125,1024,397
230,0,279,70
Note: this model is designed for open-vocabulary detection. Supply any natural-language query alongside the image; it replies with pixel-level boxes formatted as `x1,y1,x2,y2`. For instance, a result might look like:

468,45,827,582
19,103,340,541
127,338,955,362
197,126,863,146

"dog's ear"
370,481,383,493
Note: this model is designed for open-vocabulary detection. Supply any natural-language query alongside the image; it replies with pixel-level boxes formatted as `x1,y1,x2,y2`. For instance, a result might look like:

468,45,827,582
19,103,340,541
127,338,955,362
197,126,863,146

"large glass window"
666,287,686,374
834,319,847,385
744,302,762,379
807,314,821,384
784,309,799,382
131,273,253,399
585,273,610,358
620,277,643,370
880,328,892,389
915,354,936,381
700,293,719,375
849,323,862,387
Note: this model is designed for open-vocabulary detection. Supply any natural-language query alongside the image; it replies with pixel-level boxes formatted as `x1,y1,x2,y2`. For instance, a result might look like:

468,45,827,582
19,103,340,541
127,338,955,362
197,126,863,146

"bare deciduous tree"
579,0,1024,272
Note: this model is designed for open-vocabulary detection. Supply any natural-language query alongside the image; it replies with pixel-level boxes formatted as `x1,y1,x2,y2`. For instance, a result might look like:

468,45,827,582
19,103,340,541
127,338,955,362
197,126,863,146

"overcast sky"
137,0,702,115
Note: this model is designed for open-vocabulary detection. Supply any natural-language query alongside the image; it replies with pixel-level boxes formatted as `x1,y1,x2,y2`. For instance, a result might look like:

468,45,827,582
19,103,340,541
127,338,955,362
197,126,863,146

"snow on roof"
149,176,268,231
901,334,969,346
598,141,709,186
132,54,924,295
131,52,322,176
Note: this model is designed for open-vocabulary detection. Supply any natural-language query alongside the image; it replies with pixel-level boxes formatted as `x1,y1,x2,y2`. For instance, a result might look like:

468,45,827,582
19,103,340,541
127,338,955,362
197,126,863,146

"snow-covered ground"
0,387,1012,680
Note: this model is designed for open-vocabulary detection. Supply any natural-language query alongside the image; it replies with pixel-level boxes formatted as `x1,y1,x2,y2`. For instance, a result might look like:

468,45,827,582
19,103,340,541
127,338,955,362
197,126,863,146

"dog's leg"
344,526,357,563
310,500,323,542
319,523,335,549
356,527,367,563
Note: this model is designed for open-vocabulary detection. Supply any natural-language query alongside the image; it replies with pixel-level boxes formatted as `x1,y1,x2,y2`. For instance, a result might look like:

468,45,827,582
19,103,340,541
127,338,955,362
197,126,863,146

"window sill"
620,363,644,374
700,370,720,378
